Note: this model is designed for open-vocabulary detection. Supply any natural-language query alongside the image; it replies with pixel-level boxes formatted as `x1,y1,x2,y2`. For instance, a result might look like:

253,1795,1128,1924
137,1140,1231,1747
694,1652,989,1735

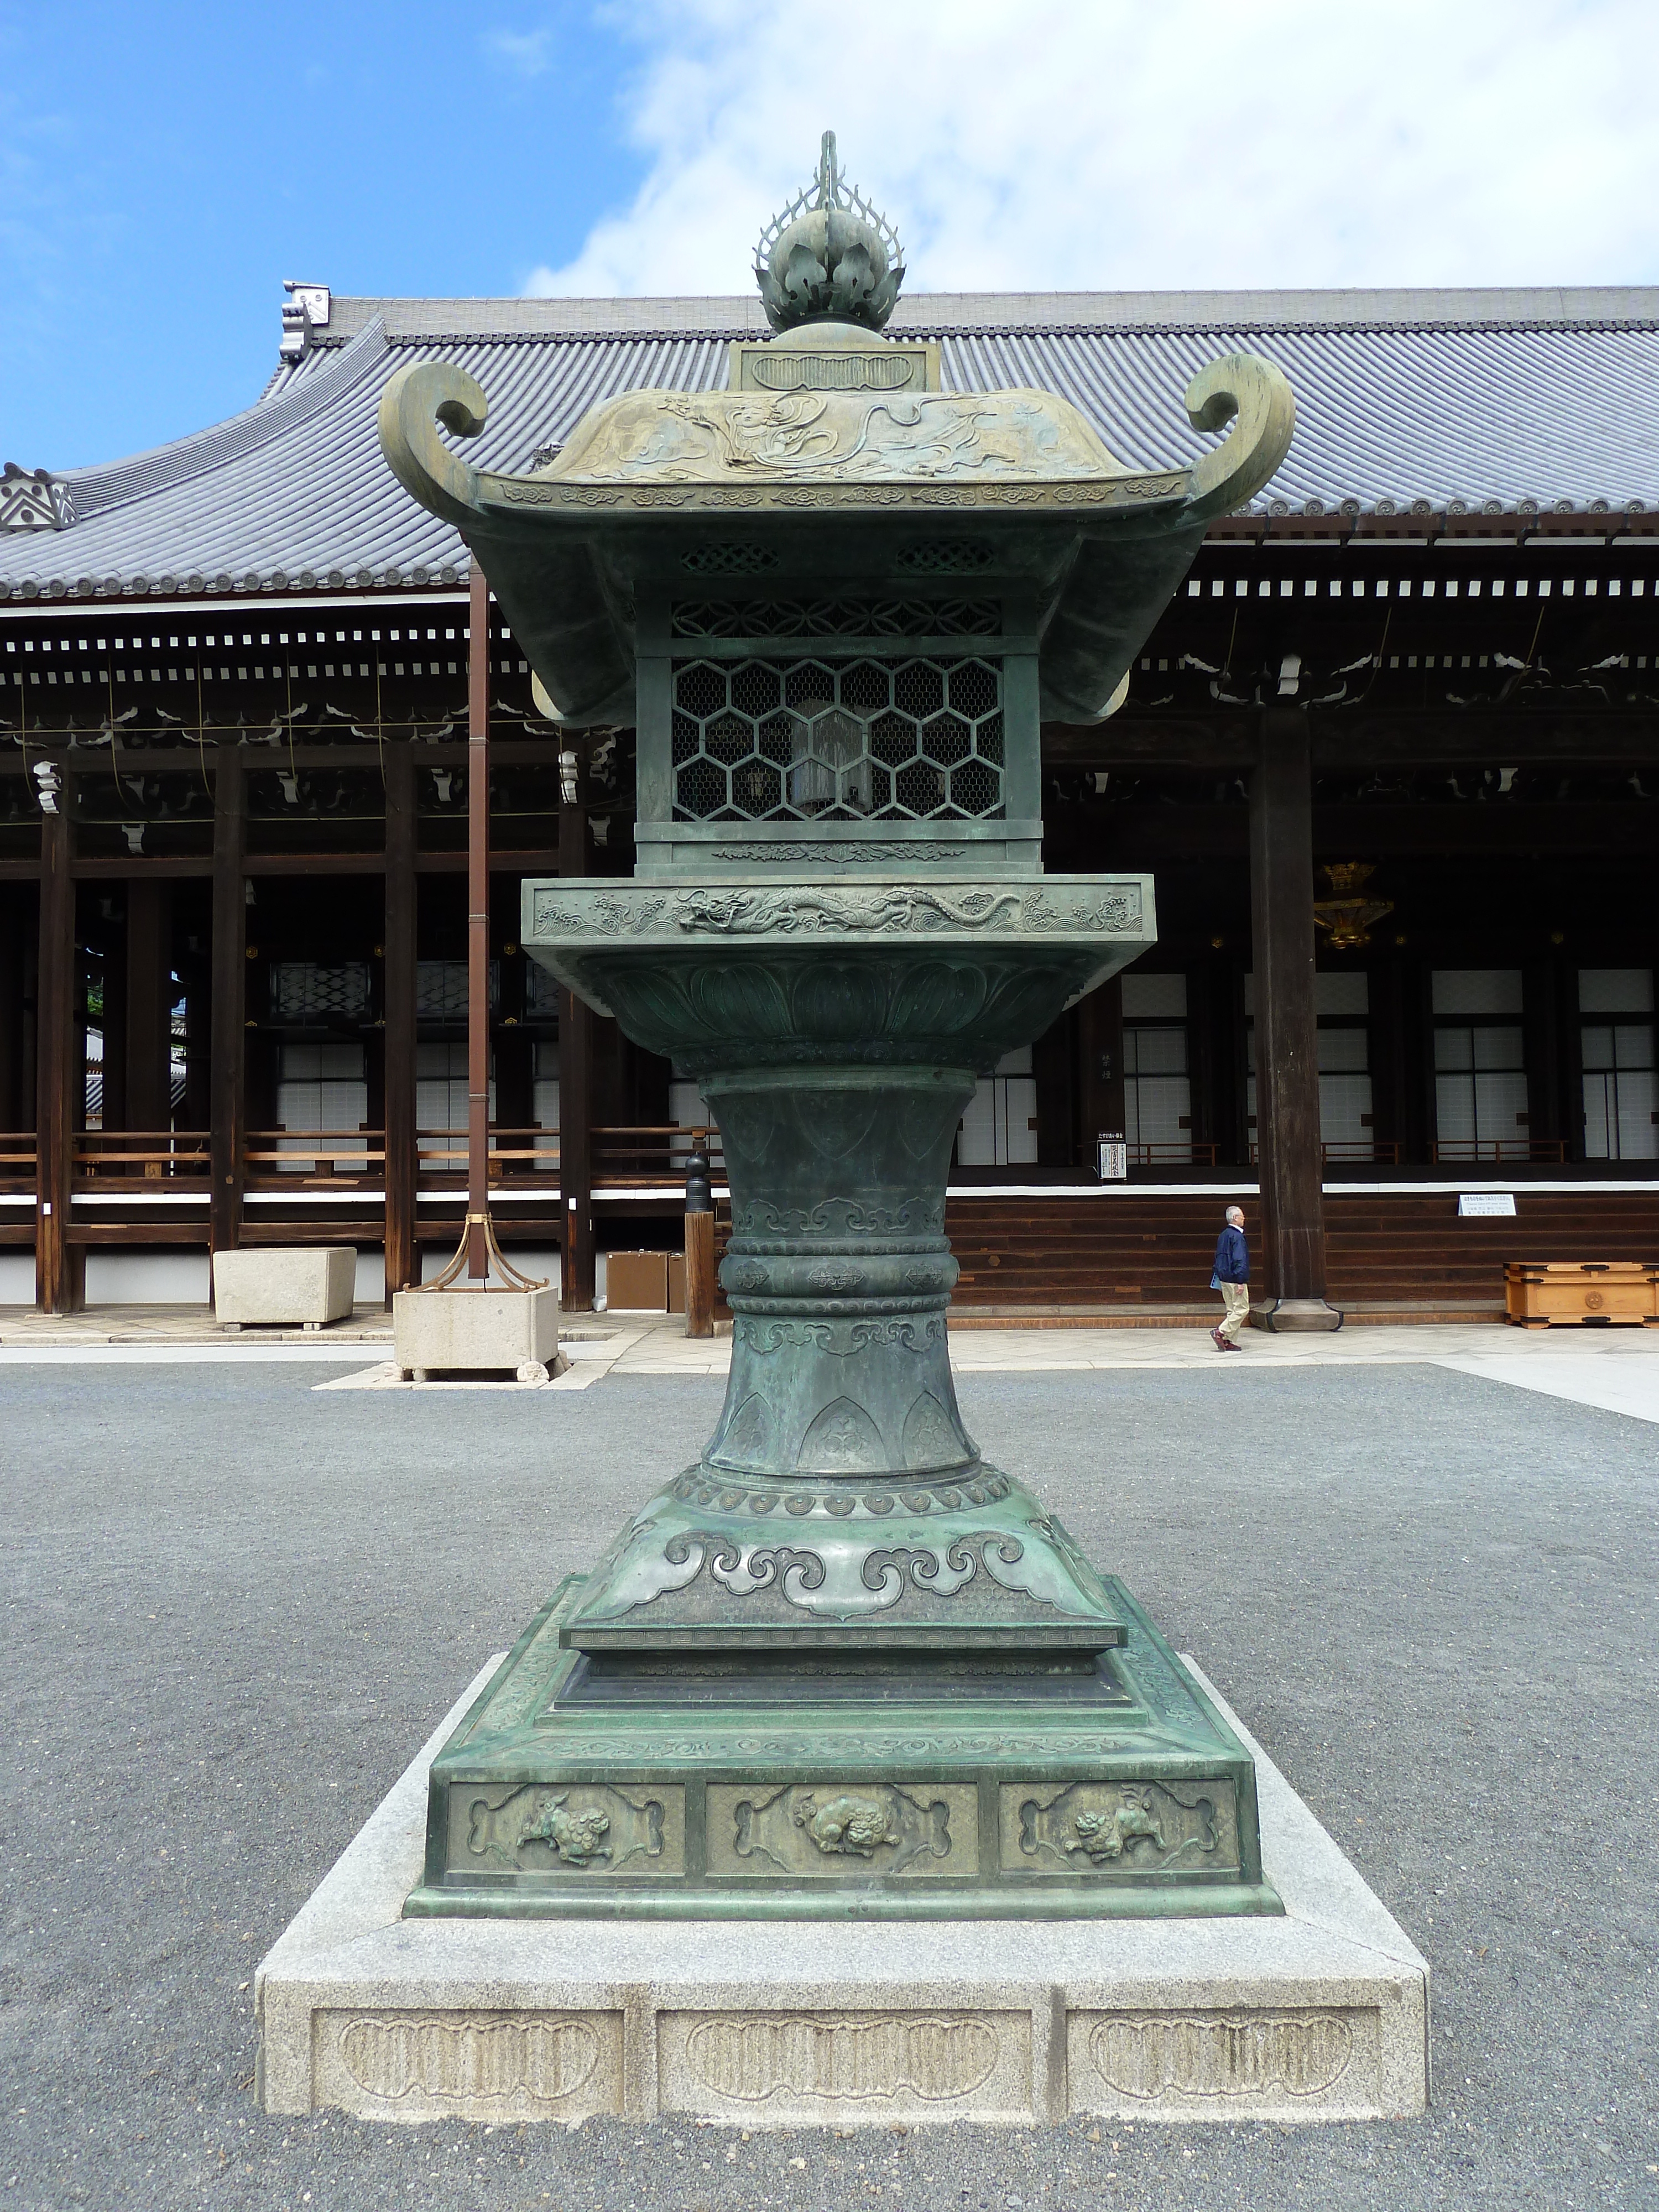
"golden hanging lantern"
1313,862,1394,952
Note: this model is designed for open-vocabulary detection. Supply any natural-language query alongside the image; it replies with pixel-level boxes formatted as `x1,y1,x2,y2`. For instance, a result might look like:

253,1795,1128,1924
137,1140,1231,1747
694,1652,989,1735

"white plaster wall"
84,1251,212,1304
419,1245,562,1291
0,1253,35,1306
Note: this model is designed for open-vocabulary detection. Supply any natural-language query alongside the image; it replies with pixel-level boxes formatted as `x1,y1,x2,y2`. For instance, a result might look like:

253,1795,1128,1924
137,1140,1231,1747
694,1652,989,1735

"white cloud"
485,25,555,79
525,0,1659,299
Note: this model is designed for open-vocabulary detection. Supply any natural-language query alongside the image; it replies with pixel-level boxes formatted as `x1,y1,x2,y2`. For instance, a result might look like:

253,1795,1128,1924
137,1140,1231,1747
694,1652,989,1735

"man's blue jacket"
1213,1224,1249,1284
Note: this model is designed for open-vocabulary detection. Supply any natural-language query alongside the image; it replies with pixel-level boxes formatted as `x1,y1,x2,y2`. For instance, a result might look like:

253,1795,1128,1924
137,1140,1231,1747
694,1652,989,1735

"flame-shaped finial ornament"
755,129,905,333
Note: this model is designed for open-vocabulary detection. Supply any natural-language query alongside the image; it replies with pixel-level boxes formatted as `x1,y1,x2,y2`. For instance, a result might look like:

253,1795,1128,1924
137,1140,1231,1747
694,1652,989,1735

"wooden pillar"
100,906,128,1136
684,1135,714,1339
383,740,418,1299
126,880,172,1137
0,888,24,1133
1075,975,1125,1162
557,764,596,1312
1249,708,1340,1328
35,804,76,1312
1032,1012,1073,1167
467,565,491,1279
209,749,247,1260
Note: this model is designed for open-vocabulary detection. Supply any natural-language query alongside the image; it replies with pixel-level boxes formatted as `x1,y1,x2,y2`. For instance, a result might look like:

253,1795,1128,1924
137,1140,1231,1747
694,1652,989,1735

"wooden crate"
604,1249,686,1313
1504,1260,1658,1328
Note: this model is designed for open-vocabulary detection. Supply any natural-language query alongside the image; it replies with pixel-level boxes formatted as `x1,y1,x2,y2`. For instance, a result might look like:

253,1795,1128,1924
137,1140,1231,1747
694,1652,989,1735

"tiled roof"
7,287,1659,604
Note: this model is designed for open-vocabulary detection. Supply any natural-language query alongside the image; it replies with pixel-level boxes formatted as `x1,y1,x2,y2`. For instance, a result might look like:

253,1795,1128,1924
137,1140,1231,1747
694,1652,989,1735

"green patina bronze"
382,134,1296,1920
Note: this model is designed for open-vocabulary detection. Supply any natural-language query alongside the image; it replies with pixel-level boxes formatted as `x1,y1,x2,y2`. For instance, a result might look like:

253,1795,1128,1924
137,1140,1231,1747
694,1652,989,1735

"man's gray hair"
1225,1205,1245,1225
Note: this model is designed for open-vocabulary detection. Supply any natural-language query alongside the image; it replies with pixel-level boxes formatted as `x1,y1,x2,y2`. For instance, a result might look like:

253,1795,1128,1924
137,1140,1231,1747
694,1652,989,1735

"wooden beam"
209,753,246,1259
34,806,75,1312
1045,711,1659,771
383,740,417,1301
1249,708,1339,1329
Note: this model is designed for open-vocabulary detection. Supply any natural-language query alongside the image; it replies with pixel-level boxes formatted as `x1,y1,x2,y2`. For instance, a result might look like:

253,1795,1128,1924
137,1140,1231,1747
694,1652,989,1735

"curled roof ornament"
754,130,905,333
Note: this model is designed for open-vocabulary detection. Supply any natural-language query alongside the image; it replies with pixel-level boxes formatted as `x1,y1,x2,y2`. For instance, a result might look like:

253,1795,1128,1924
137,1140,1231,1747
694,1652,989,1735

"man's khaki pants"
1217,1281,1250,1342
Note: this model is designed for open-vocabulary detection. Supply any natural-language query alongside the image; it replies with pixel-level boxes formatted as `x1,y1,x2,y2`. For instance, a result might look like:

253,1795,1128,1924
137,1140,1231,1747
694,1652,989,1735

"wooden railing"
415,1127,560,1181
593,1125,725,1188
1321,1141,1402,1165
1,1131,38,1190
74,1129,211,1182
1431,1138,1569,1165
244,1129,385,1186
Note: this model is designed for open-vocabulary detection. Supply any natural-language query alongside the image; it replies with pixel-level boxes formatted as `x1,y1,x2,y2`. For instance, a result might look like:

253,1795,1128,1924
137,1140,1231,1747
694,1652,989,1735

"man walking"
1211,1204,1249,1351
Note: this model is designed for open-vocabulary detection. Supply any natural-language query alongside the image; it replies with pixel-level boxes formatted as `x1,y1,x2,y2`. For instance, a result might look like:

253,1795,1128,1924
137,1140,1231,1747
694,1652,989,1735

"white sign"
1098,1139,1128,1181
1458,1192,1517,1217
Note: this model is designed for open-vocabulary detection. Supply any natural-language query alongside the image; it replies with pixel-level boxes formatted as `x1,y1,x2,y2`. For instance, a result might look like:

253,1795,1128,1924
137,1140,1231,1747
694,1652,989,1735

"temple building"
3,279,1657,1317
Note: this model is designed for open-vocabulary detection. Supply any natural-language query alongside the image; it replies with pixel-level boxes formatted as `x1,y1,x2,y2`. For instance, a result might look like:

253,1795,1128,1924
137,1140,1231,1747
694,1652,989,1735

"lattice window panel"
895,540,995,575
416,961,502,1019
269,962,371,1021
680,543,781,576
671,598,998,640
671,656,1005,823
524,961,562,1019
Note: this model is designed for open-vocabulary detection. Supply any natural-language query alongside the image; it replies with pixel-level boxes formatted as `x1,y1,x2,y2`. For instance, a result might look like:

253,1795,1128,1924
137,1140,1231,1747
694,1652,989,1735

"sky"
4,0,1659,470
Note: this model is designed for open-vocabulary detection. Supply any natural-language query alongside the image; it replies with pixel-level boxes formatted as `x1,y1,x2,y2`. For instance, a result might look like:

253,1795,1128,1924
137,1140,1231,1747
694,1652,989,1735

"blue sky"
0,2,648,467
7,1,1659,472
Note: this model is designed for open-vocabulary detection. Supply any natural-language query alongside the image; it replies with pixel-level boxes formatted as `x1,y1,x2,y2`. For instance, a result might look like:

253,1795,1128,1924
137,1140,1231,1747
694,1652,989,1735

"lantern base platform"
400,1574,1280,1923
255,1655,1428,2125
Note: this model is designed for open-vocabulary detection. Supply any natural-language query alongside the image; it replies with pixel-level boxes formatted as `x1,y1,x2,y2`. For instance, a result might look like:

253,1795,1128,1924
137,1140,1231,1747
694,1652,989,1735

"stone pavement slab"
2,1360,1654,2206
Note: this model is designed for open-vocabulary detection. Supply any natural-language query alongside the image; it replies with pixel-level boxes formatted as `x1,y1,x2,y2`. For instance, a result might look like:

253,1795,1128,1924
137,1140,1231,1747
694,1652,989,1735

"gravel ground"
2,1358,1655,2210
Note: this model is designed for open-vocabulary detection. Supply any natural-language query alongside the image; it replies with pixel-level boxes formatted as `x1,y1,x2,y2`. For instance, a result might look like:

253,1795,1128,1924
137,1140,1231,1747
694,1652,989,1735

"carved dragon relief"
527,882,1145,942
378,353,1292,528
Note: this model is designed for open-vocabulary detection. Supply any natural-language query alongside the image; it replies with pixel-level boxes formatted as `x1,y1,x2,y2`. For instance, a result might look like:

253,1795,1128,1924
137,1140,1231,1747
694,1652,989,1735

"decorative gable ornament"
1,463,74,531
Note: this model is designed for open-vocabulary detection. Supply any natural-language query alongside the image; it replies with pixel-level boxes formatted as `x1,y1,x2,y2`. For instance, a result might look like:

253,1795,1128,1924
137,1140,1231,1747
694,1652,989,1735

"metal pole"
467,564,490,1280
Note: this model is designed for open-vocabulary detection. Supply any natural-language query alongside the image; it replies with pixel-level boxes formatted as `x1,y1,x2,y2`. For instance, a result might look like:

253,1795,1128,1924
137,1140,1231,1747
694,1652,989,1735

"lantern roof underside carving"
7,285,1659,603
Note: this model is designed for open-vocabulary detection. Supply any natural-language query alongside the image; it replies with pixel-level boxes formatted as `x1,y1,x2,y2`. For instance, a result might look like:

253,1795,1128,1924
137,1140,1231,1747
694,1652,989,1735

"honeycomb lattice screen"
671,597,999,640
670,655,1006,823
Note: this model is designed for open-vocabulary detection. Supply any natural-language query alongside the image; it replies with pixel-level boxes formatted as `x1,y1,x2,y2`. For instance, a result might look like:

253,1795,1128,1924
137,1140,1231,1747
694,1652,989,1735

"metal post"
557,753,596,1311
383,739,418,1298
467,564,490,1280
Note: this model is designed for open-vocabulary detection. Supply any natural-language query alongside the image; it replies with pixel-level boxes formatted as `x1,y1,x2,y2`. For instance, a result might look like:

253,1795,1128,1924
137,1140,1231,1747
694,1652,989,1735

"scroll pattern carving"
1088,2011,1356,2101
336,2012,604,2107
684,2013,999,2102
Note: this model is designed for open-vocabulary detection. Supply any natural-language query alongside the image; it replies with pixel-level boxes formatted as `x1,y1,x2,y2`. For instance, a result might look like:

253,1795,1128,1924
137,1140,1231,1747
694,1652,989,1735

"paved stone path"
2,1337,1655,2208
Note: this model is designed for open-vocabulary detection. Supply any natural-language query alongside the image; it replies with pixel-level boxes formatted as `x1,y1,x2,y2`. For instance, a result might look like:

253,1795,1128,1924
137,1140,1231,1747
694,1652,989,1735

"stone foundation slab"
256,1661,1427,2126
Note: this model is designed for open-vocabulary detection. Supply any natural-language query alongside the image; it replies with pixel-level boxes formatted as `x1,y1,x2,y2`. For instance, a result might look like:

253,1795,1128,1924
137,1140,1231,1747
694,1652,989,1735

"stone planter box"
393,1286,560,1379
214,1246,355,1329
1504,1259,1658,1327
